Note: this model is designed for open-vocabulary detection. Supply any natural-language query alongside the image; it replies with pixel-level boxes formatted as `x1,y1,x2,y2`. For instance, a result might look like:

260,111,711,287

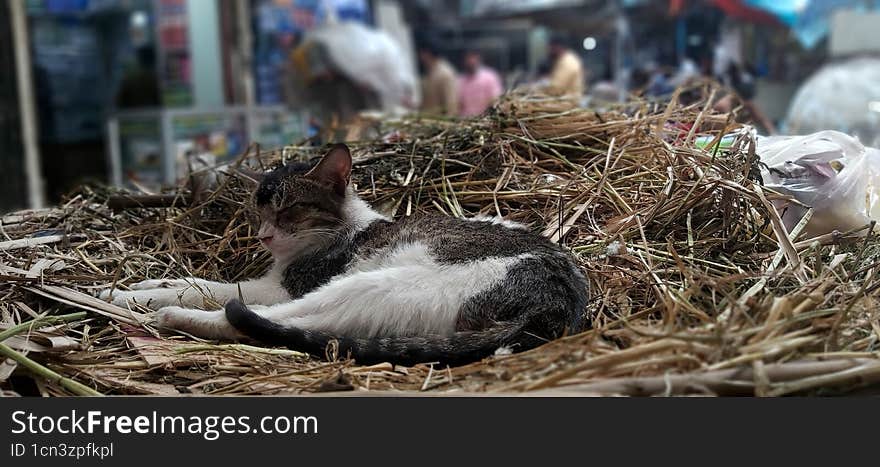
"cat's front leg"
128,278,194,290
155,306,247,340
99,277,205,309
99,286,195,310
100,276,289,310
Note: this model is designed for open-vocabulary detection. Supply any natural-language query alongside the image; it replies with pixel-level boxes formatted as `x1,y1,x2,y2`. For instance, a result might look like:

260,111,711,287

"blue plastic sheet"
745,0,880,49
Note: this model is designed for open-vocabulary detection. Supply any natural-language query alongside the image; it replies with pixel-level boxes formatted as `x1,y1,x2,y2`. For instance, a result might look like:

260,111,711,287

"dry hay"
2,89,879,397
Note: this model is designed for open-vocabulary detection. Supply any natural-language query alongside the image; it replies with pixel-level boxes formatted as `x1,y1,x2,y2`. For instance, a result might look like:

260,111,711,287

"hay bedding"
2,89,879,397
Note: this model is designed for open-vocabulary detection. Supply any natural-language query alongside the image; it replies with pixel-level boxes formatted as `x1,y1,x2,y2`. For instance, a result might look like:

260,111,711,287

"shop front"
24,0,369,194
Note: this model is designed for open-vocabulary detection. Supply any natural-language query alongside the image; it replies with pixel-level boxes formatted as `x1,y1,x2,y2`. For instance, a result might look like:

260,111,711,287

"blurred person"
284,22,416,139
116,46,161,108
647,68,676,97
631,62,674,97
418,41,458,116
545,34,585,98
286,40,380,140
457,50,503,117
715,62,777,134
668,56,700,88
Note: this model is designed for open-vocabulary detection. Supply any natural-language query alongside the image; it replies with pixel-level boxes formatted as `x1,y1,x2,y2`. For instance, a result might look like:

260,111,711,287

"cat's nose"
257,221,274,237
257,222,276,246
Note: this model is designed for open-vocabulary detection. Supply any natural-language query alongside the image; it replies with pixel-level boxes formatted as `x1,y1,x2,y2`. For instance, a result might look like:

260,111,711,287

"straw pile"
2,88,879,396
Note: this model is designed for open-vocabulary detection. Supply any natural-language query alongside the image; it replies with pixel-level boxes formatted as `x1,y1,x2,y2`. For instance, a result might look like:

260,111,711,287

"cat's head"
250,144,352,259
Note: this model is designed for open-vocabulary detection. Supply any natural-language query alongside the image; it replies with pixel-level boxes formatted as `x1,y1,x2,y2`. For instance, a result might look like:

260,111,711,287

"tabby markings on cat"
101,144,590,365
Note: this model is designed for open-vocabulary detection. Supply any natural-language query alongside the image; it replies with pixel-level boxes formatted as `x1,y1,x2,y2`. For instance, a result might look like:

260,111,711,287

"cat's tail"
224,300,526,366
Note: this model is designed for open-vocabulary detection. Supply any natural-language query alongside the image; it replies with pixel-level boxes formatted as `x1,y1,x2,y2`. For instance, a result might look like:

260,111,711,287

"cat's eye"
277,204,310,223
284,202,321,211
278,202,320,218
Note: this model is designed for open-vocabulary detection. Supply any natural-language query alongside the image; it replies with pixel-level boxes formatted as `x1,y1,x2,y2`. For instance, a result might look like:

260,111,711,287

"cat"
101,144,590,366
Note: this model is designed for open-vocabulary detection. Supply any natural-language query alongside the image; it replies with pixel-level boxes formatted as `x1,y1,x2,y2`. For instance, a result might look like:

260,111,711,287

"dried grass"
1,88,879,396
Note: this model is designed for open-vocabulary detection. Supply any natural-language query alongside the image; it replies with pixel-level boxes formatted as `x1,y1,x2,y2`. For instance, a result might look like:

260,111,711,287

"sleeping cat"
101,144,590,365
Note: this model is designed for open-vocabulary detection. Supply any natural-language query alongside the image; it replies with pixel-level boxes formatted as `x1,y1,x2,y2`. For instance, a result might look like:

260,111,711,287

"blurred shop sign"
26,0,129,14
829,9,880,56
462,0,587,17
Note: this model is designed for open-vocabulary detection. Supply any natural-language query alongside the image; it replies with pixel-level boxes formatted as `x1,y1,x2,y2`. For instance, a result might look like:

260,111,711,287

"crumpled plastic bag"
757,130,880,237
301,21,417,114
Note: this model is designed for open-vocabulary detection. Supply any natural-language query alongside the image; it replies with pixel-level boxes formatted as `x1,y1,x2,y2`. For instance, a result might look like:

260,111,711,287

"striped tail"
224,300,524,366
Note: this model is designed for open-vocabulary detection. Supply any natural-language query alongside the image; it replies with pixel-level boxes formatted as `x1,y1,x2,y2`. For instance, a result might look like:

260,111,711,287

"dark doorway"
0,1,29,213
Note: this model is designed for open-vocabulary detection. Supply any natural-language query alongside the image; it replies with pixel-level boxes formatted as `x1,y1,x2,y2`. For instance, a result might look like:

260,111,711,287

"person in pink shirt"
457,50,503,117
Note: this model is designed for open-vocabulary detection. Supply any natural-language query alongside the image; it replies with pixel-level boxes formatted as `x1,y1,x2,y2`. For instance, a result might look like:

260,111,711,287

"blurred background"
2,0,880,214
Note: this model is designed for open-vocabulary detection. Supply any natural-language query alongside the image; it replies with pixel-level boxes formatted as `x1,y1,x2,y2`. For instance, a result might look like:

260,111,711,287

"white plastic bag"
785,58,880,148
757,130,880,237
305,21,417,114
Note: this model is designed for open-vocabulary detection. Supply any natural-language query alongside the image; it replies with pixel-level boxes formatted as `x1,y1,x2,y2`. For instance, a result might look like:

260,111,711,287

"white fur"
154,307,244,340
466,215,528,230
342,191,389,229
100,266,290,309
157,243,530,340
101,190,524,342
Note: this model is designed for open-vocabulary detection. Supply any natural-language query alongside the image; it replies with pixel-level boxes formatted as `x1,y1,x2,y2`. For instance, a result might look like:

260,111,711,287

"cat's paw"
98,288,135,306
153,306,186,330
129,278,191,290
155,306,244,340
98,288,113,301
99,288,182,310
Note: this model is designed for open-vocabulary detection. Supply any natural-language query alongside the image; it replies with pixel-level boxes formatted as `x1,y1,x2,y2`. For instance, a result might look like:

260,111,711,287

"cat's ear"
306,143,352,196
